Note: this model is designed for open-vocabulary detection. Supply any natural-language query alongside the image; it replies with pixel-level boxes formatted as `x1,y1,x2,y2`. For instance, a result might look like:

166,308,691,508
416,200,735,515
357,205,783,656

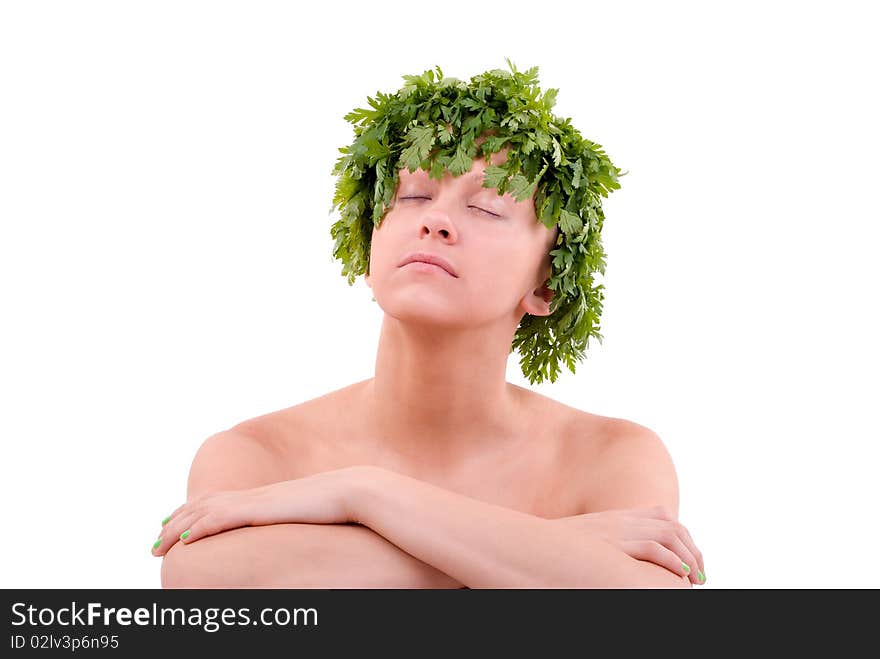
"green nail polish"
681,562,690,574
180,530,190,541
697,570,705,582
152,538,162,550
161,516,171,526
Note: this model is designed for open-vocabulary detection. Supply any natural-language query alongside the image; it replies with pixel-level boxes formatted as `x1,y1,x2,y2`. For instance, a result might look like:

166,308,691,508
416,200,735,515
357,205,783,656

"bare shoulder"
221,379,371,477
232,379,368,437
186,425,287,500
561,408,680,518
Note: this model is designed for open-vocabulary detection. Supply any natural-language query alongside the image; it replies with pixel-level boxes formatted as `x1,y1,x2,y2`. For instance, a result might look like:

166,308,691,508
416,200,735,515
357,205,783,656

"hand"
550,505,706,585
151,466,364,557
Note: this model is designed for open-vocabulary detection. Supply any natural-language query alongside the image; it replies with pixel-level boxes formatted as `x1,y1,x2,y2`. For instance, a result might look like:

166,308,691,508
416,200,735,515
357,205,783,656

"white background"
1,0,877,589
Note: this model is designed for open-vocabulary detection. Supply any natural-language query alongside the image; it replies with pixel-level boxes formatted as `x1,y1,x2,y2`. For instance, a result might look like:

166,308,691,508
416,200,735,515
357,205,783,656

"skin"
360,137,560,468
154,134,706,588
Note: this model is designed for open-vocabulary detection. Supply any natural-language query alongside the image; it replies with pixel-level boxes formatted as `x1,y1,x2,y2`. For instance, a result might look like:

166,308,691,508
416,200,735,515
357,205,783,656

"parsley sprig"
329,58,626,384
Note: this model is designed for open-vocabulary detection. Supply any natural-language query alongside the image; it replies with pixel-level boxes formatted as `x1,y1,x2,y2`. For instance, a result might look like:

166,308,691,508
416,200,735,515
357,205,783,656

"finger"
621,540,693,581
675,523,706,584
152,510,199,557
644,505,675,521
661,527,701,585
178,510,231,545
169,495,253,550
630,512,705,585
159,502,188,531
645,518,705,584
625,506,674,523
636,521,702,585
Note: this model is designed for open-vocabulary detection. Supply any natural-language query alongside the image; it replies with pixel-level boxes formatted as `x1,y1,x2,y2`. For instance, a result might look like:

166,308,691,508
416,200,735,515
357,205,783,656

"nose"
419,207,457,241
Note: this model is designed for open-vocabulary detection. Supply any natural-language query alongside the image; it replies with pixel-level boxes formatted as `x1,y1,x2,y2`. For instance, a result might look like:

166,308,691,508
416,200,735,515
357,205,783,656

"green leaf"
551,138,563,166
558,208,583,236
570,159,583,189
448,142,473,176
482,165,509,189
508,173,537,202
436,124,455,145
399,124,436,171
429,157,446,180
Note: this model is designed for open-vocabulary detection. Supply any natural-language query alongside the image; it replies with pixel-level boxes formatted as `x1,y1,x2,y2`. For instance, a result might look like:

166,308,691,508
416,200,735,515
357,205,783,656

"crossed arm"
161,523,465,589
159,427,692,588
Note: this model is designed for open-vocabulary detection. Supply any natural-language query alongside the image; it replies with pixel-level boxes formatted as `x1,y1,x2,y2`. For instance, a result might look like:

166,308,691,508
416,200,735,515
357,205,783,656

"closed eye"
398,196,501,218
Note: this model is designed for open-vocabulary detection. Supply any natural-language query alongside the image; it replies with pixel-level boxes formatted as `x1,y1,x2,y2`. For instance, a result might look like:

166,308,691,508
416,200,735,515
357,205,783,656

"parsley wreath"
328,58,626,385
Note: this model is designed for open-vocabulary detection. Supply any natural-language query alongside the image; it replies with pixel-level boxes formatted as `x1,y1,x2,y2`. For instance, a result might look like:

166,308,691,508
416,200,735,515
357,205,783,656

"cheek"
468,244,533,296
369,225,403,278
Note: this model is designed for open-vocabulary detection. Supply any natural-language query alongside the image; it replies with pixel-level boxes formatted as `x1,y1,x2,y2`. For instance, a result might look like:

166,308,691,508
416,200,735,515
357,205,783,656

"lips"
398,252,458,277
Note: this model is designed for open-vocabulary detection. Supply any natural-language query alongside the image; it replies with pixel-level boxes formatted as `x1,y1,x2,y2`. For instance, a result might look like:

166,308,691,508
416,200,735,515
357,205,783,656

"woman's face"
365,147,558,329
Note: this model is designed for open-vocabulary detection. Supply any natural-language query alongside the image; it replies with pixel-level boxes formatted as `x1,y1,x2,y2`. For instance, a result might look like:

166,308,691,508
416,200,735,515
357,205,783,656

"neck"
359,313,527,461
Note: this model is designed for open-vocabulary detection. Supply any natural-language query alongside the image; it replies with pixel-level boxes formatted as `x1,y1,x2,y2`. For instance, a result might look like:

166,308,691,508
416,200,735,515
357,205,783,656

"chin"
379,298,473,328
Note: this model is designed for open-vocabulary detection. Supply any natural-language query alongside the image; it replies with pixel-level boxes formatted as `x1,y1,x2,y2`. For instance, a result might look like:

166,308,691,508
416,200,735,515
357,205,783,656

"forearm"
161,522,464,589
351,468,690,588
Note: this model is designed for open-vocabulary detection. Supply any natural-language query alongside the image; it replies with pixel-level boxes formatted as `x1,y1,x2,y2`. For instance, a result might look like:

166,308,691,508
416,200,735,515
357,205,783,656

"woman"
151,63,706,588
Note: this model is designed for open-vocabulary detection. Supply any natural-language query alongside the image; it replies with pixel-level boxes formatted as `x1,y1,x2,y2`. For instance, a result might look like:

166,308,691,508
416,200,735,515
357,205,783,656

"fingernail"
161,516,171,526
180,530,190,541
152,537,162,550
681,562,691,574
697,570,705,583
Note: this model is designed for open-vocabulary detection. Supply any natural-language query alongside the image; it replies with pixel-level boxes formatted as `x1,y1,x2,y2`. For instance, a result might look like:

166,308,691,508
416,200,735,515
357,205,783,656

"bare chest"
263,399,591,520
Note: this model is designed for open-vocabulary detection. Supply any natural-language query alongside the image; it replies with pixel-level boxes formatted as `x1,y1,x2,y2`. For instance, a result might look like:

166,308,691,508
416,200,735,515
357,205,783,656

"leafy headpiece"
329,58,625,384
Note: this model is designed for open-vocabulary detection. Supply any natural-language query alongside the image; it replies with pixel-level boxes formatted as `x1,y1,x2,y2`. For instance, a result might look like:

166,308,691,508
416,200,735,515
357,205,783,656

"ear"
364,270,376,302
520,279,555,317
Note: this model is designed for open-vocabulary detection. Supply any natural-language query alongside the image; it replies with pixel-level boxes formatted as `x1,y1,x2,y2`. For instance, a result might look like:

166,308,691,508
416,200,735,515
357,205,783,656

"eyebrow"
400,169,506,200
401,169,486,183
466,172,484,182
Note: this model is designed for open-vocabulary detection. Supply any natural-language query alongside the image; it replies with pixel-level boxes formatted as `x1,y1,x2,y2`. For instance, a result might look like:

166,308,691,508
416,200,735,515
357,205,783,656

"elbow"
160,541,229,589
159,543,190,589
159,557,177,589
159,559,178,589
159,528,285,588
